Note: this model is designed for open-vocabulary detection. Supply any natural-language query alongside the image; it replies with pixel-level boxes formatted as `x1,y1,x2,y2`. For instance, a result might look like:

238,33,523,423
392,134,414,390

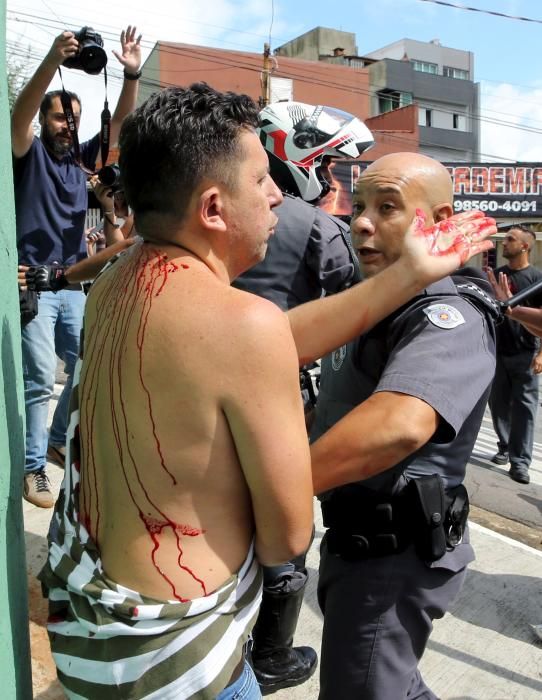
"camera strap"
57,66,111,175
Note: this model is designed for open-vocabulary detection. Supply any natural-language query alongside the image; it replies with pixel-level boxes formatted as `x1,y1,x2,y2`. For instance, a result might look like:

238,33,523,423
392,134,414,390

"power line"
152,43,542,138
38,0,63,25
4,47,525,163
9,5,540,109
8,0,284,44
6,8,274,54
7,12,542,156
417,0,542,25
8,19,540,140
10,30,542,146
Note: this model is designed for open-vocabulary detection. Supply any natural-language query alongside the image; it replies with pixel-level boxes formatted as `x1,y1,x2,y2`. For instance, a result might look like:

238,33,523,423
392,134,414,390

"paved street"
24,386,542,699
466,411,542,547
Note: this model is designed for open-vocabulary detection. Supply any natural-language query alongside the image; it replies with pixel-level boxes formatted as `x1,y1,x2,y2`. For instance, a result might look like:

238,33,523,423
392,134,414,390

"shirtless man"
40,85,495,700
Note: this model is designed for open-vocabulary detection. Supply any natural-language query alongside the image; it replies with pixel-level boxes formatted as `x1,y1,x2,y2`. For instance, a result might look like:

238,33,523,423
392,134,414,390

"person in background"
90,173,136,246
488,225,542,484
12,25,142,508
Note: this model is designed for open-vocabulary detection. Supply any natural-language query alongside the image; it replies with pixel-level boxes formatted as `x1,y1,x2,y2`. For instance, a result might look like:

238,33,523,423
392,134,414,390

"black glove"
25,265,69,292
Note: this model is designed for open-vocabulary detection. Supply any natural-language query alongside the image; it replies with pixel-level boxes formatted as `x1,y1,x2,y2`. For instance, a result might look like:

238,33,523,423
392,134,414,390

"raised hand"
486,268,512,303
45,31,79,68
113,25,142,74
403,209,496,288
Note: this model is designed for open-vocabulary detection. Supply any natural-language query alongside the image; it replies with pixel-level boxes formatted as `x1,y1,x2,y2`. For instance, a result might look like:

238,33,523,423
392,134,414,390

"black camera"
63,27,107,75
97,164,122,193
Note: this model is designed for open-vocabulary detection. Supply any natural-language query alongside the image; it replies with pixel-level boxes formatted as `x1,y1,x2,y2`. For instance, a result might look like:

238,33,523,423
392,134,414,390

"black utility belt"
321,474,469,563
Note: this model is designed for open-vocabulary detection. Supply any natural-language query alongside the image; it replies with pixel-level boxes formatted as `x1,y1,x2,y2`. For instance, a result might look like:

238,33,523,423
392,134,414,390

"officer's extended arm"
287,210,495,366
310,392,439,495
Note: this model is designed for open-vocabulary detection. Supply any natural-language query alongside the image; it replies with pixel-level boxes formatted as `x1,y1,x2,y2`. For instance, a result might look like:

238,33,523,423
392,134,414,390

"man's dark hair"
40,90,81,116
118,83,260,226
507,223,536,239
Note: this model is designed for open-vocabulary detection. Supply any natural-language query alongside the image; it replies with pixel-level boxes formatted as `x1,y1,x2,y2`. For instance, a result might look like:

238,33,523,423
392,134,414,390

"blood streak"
142,515,207,602
79,244,207,601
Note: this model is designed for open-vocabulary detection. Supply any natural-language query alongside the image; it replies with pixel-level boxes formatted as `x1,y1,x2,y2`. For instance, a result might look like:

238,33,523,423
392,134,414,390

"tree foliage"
7,47,32,111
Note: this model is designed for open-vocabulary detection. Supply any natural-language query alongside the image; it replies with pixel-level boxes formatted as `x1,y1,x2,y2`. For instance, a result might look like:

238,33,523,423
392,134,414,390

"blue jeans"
21,289,86,473
216,660,261,700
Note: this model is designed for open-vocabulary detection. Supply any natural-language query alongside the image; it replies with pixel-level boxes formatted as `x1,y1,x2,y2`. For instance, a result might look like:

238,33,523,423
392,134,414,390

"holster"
405,474,447,561
322,475,469,563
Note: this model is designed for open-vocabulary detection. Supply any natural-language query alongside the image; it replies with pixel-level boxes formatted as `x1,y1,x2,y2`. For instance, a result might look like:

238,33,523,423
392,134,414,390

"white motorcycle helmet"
258,101,374,202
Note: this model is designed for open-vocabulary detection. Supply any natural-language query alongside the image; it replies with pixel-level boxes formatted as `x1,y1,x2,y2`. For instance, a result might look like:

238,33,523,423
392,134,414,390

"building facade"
276,30,480,162
139,41,420,162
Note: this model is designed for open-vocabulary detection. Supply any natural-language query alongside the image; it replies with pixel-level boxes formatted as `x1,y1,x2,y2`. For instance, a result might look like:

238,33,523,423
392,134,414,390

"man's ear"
433,202,454,222
199,186,227,233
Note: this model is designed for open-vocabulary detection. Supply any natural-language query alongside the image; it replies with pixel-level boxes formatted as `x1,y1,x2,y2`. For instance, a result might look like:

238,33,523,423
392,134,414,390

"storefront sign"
446,163,542,217
317,160,542,219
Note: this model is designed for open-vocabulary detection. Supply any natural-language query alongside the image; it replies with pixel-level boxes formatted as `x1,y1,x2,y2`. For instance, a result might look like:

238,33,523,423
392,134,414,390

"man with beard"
488,225,542,484
12,26,142,507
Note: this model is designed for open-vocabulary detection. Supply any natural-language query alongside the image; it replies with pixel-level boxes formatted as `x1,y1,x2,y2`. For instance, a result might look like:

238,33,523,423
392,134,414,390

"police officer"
234,101,374,693
309,152,498,700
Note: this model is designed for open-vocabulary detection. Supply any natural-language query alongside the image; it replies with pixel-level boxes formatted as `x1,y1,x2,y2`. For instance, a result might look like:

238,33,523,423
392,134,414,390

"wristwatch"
124,68,142,81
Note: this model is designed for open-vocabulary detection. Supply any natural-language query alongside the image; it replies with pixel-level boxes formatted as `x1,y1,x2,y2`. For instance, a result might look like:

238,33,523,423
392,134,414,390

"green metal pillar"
0,1,33,696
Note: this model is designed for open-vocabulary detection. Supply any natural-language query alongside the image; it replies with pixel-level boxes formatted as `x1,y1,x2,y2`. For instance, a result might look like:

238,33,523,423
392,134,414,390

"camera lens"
80,45,107,75
97,165,121,189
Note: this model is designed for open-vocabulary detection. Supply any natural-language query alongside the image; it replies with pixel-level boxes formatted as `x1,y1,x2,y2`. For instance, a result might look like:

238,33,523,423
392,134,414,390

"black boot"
251,570,318,695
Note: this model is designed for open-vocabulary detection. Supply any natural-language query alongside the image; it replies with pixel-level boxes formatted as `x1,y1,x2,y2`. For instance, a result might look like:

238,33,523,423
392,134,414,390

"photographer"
12,25,142,508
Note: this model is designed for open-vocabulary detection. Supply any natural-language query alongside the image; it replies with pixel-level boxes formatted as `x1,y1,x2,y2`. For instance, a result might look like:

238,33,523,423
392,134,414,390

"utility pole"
259,43,271,108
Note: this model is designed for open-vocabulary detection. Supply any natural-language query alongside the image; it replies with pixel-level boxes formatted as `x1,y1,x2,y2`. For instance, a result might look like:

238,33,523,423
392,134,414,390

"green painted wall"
0,2,33,696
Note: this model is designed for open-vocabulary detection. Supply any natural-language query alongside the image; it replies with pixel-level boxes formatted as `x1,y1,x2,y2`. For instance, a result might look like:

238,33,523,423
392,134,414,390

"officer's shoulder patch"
423,303,465,329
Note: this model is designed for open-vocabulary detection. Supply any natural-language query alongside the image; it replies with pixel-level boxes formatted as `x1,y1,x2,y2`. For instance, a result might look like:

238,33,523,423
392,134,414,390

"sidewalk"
24,386,542,699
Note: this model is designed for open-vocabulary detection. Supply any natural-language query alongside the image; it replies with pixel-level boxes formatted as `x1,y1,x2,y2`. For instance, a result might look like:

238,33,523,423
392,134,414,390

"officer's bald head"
360,152,453,218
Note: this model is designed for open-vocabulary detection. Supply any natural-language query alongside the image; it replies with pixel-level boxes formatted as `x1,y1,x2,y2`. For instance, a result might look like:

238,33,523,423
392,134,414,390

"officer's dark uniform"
489,264,542,478
311,275,498,700
234,192,359,692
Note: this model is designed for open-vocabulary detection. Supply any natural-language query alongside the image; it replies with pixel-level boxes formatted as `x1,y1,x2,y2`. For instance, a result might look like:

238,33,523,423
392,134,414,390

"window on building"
270,76,293,102
411,60,438,75
443,66,469,80
419,108,433,127
453,113,467,130
377,89,413,114
346,58,366,69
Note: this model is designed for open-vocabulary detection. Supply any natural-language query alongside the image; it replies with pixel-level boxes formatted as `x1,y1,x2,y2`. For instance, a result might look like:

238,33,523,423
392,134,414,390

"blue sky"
6,0,542,159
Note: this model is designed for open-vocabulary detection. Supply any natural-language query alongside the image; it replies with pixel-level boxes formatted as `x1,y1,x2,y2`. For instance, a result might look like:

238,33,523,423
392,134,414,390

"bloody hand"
414,209,496,266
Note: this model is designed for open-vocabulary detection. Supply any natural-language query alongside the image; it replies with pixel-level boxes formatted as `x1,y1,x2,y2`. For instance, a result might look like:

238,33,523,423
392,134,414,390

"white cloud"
480,81,542,162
